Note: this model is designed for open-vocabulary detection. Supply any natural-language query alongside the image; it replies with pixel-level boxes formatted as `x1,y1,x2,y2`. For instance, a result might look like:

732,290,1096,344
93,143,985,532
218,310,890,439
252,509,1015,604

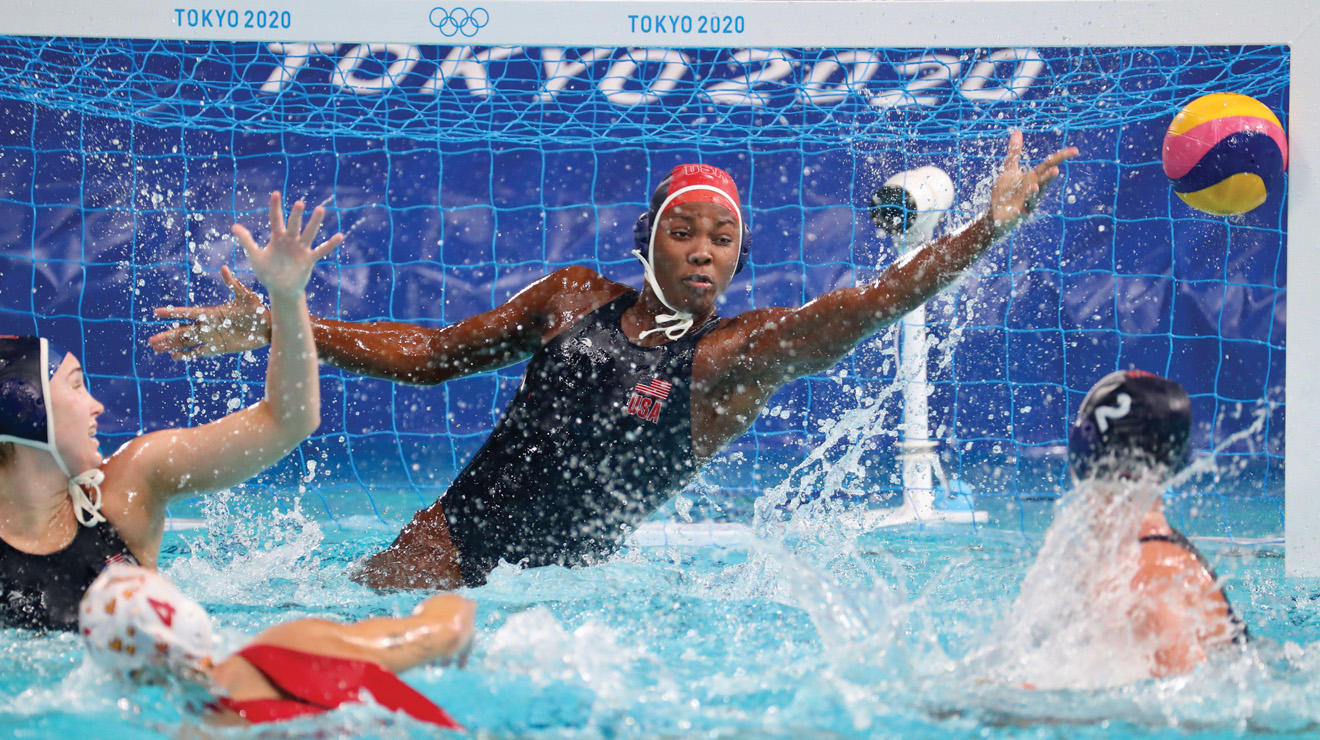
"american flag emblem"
626,377,672,423
633,378,672,400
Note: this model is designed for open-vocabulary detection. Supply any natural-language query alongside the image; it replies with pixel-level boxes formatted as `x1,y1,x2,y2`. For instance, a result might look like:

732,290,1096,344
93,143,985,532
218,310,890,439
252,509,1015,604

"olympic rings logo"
428,6,490,37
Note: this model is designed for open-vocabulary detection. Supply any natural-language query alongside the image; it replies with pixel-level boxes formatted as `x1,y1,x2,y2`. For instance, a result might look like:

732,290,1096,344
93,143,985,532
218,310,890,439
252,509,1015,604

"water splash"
755,539,902,665
164,489,332,608
483,607,648,704
967,473,1165,689
750,278,971,545
1176,401,1275,489
751,337,901,540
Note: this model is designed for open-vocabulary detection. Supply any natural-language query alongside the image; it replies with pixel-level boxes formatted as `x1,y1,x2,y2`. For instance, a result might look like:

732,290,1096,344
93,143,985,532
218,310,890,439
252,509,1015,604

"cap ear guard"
0,337,51,450
1067,416,1101,481
632,210,752,274
0,336,81,451
632,211,651,254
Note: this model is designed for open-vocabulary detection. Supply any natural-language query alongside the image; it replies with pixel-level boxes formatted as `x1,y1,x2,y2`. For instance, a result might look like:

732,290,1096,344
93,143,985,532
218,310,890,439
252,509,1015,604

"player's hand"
989,130,1079,240
234,191,343,303
149,265,271,360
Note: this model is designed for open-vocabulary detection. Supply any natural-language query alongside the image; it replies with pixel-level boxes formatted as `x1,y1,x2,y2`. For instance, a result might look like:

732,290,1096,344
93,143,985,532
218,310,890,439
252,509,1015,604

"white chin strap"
68,469,107,527
47,446,107,527
631,249,695,341
632,184,742,342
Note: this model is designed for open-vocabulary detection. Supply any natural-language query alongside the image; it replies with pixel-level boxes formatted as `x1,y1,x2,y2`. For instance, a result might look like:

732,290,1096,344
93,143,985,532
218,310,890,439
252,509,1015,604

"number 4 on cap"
147,597,176,627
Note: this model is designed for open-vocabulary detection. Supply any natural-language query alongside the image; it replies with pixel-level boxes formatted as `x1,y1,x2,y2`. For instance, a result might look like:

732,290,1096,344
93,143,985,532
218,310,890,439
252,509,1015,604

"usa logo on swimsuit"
626,378,671,423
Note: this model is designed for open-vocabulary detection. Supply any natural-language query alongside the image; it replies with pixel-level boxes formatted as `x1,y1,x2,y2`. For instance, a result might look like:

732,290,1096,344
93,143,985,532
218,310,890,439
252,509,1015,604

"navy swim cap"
1067,370,1191,481
0,336,62,450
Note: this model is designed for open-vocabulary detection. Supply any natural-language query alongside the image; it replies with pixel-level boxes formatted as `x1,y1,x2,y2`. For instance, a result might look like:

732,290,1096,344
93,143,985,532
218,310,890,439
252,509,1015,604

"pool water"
0,484,1310,739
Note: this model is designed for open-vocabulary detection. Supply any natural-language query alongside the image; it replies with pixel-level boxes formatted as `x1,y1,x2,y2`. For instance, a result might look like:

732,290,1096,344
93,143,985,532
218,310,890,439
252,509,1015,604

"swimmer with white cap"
152,132,1078,590
0,192,339,630
79,563,472,728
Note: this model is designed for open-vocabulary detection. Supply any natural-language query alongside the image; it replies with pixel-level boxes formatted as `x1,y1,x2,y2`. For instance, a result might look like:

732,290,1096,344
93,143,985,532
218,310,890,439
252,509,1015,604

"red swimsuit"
215,644,462,729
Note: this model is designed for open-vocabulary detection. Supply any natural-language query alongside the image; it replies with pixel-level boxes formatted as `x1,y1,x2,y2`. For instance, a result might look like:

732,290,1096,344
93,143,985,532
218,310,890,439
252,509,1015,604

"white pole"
898,232,935,509
864,166,986,527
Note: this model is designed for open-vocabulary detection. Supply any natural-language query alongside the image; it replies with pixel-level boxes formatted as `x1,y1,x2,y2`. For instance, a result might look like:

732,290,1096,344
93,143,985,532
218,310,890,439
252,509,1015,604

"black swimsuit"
441,291,720,586
0,519,137,631
1138,528,1249,644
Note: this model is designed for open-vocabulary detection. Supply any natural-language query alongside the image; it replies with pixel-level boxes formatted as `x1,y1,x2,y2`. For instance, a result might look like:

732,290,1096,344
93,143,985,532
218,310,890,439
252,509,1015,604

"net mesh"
0,39,1287,531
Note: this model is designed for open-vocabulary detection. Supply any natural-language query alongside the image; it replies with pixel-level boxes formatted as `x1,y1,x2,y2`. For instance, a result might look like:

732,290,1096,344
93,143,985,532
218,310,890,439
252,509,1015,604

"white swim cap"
78,564,215,684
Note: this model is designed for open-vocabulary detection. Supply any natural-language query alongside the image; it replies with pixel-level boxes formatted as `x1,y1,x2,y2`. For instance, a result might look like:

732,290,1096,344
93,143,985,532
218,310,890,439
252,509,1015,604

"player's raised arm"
119,192,340,504
150,253,581,386
734,131,1078,385
294,267,584,385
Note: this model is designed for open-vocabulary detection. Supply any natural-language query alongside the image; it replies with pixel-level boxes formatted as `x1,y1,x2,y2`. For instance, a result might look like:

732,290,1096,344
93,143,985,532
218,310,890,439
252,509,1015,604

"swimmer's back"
1135,527,1248,651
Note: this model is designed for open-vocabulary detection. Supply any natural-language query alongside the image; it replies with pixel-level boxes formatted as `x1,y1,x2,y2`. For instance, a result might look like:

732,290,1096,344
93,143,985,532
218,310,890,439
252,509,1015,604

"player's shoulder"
548,264,610,287
1136,535,1211,584
100,430,173,493
544,266,628,303
693,306,799,381
91,430,184,534
533,267,630,334
701,305,795,344
247,617,343,651
503,266,616,313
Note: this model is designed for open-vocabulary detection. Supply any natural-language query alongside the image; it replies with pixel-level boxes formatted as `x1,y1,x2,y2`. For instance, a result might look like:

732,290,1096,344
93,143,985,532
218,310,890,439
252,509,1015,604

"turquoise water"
0,488,1310,739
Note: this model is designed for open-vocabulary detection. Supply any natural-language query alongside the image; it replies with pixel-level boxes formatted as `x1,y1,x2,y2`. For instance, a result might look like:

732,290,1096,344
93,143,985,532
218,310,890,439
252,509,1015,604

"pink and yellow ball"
1162,93,1288,216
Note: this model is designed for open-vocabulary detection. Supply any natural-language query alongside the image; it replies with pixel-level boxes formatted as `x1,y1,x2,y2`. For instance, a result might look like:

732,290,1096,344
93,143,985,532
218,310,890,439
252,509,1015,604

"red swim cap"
649,163,742,219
